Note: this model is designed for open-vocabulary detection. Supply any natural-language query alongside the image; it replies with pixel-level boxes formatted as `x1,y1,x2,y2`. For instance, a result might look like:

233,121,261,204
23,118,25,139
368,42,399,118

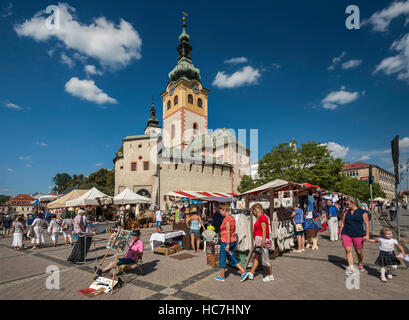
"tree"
238,175,258,193
336,176,386,200
257,141,344,190
52,173,72,194
0,195,11,203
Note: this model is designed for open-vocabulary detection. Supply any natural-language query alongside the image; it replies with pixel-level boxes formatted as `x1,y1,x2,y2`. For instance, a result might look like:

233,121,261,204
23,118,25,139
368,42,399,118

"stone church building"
113,17,250,209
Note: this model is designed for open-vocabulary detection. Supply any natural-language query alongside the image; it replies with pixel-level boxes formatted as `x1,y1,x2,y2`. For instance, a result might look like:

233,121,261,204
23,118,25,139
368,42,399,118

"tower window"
188,94,193,104
171,124,175,139
197,98,203,108
143,161,150,170
130,162,137,171
174,95,178,105
167,100,171,110
193,123,198,135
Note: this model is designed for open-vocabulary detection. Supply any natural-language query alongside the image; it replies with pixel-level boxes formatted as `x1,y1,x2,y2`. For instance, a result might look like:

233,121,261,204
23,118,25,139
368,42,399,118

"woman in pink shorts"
340,198,370,274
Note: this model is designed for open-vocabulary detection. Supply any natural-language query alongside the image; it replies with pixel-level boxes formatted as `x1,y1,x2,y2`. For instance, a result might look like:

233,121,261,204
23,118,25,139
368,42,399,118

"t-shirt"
220,215,237,243
13,221,24,233
27,213,35,225
328,205,338,218
155,210,163,222
124,239,144,261
253,214,270,239
3,218,12,228
379,238,398,252
342,208,367,238
293,208,304,224
50,219,62,233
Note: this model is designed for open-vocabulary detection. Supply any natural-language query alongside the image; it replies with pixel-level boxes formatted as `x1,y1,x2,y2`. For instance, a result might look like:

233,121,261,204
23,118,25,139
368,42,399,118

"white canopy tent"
239,179,290,195
38,194,58,202
113,188,151,205
66,187,111,207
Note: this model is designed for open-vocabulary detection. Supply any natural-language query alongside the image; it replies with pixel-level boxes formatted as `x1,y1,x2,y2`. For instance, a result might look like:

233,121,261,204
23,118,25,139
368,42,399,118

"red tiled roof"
342,162,370,171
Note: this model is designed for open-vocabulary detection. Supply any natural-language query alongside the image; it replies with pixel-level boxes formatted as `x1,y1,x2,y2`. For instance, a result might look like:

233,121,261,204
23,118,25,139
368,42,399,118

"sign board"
90,276,118,293
391,135,399,184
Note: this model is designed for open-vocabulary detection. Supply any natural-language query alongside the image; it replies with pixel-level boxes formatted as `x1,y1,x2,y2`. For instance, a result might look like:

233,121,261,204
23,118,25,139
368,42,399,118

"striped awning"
165,190,237,200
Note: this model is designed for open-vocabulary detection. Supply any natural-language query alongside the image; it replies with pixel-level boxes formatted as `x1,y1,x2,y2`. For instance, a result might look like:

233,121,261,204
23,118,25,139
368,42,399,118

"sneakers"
380,276,387,282
262,275,275,282
240,272,249,282
214,275,225,282
248,273,254,280
387,274,393,279
358,265,366,272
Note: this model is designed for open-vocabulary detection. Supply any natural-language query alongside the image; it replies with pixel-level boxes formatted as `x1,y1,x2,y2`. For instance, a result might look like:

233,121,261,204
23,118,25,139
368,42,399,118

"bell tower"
161,15,209,150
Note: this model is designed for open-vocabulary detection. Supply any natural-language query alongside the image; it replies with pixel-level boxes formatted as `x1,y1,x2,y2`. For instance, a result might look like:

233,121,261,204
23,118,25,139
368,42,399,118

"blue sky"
1,0,409,195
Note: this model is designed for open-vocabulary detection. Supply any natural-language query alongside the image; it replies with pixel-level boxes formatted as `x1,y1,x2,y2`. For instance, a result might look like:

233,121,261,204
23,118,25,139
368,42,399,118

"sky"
1,0,409,195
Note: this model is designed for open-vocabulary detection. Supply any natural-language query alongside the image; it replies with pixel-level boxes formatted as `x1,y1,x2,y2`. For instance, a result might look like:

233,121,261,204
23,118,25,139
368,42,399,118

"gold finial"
182,11,188,22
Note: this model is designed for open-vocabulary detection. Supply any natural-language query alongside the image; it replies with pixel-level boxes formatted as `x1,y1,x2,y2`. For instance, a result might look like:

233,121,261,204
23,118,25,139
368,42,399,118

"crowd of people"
0,196,407,285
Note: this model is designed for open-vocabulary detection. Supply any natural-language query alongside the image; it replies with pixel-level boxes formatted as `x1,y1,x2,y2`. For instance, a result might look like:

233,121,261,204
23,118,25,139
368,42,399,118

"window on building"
143,161,150,170
174,95,178,105
130,162,137,171
197,98,202,108
188,94,193,104
171,124,175,139
193,123,198,135
167,100,171,110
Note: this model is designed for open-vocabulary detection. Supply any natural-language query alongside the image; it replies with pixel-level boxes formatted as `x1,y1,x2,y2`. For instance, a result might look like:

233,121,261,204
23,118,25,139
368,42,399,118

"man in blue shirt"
327,200,339,241
27,212,35,226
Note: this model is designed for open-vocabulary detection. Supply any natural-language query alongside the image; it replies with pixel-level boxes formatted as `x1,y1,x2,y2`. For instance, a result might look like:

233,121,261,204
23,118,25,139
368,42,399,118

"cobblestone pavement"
0,215,408,300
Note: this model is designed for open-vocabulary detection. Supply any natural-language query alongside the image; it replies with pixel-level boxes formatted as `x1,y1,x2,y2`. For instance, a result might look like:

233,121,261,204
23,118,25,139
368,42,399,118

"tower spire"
146,97,160,128
168,13,201,82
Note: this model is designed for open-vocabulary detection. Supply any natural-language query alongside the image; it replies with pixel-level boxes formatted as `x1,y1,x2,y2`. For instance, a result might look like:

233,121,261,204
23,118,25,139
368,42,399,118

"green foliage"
0,195,11,203
257,141,344,190
237,175,258,193
336,176,386,200
51,168,114,196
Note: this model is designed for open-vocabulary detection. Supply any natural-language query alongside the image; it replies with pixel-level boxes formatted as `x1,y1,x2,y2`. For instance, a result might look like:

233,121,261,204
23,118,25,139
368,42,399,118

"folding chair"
116,254,144,283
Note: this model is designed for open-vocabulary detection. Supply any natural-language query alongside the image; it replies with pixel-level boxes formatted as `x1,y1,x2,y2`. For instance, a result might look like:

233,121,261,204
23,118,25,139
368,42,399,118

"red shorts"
342,234,364,249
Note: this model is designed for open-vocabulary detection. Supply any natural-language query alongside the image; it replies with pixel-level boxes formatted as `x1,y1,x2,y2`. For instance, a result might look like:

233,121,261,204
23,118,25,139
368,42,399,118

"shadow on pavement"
328,254,380,278
129,259,160,276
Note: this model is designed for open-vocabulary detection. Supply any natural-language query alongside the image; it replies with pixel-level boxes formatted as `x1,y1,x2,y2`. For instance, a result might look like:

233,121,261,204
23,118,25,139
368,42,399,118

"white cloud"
364,1,409,32
60,53,75,68
14,3,142,69
35,142,48,147
7,168,14,172
328,51,347,70
85,64,103,76
271,63,281,69
212,66,261,89
1,3,13,18
18,155,32,161
341,59,363,70
0,188,9,192
25,164,32,168
400,137,409,151
96,162,103,167
321,142,349,159
321,87,359,110
373,34,409,82
357,155,371,161
224,57,248,64
4,102,23,110
65,77,118,105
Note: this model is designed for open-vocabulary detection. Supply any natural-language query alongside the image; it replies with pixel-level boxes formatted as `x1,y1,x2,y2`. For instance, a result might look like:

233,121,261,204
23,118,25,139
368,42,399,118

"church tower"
161,15,209,150
144,98,161,136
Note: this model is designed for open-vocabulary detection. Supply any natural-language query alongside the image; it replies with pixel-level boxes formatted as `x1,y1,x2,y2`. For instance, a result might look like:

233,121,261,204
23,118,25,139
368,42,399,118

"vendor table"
149,230,186,250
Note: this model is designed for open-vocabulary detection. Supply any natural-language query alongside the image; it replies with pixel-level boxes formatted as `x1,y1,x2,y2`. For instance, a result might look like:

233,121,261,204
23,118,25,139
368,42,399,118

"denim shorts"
190,229,201,237
117,258,135,266
295,231,304,236
155,221,161,227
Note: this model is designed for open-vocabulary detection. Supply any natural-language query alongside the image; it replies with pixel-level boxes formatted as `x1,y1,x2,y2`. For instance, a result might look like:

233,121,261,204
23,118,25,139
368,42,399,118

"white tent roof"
240,179,290,195
113,188,151,205
39,194,58,202
66,187,111,207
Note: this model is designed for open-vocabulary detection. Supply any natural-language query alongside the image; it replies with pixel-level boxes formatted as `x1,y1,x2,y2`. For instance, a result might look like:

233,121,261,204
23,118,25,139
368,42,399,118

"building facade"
342,162,396,200
7,194,34,216
114,17,250,209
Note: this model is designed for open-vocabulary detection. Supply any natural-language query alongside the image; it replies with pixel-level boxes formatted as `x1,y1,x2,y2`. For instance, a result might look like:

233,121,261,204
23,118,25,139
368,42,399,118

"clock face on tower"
169,83,175,96
192,83,199,94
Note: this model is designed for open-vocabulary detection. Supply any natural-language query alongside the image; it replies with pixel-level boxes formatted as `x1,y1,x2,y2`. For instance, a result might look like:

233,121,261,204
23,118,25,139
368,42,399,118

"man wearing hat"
95,230,144,276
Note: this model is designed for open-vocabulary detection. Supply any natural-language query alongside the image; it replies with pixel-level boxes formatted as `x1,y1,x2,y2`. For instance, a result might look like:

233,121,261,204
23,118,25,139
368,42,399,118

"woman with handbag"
247,203,274,282
62,212,73,246
291,203,305,253
49,214,62,247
